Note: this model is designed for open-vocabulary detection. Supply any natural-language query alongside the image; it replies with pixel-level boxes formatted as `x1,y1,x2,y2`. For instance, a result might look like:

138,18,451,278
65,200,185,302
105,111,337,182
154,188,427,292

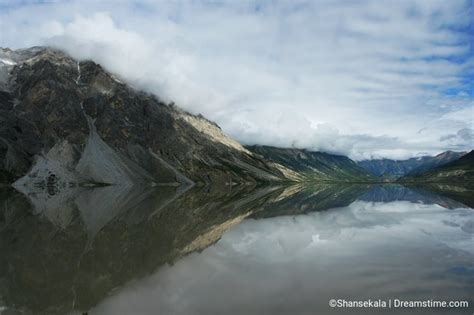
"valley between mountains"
0,47,472,191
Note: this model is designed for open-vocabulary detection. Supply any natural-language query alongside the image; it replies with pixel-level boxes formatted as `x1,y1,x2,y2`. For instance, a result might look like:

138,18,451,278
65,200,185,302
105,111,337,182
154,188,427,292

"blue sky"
0,0,472,159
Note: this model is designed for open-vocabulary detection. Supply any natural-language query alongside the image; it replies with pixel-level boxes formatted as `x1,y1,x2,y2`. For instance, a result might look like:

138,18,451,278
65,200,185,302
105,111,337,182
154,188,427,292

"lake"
0,184,473,314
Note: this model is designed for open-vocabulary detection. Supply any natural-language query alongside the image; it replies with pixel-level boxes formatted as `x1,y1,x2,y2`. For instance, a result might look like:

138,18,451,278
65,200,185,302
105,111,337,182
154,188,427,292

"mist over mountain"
1,1,472,160
0,47,472,190
0,47,300,188
0,3,473,315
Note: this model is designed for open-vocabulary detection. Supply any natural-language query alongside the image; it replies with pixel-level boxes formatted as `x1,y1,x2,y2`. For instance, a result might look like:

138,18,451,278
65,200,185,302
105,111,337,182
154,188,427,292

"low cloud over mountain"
1,0,472,159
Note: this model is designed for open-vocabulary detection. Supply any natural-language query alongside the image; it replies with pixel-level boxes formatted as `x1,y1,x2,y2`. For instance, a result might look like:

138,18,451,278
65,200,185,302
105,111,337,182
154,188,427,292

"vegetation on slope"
247,145,375,182
399,150,474,183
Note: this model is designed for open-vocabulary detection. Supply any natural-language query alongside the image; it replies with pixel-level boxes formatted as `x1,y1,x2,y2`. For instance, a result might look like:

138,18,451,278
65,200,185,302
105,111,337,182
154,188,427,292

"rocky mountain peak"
1,46,296,191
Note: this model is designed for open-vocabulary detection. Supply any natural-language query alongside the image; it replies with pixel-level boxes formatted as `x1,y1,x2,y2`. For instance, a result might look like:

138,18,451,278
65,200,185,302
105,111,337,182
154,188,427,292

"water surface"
0,184,472,314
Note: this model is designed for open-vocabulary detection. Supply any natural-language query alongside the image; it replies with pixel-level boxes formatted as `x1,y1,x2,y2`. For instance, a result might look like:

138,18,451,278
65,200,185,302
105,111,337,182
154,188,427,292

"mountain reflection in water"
0,183,473,314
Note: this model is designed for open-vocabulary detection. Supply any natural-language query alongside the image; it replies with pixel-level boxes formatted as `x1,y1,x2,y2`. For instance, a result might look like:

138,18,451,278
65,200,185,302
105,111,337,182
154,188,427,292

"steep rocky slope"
247,145,375,182
0,47,299,188
357,151,465,179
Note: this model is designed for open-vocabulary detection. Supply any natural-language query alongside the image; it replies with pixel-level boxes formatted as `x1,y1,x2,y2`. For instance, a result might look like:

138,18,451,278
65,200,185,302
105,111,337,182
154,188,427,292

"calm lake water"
0,184,473,315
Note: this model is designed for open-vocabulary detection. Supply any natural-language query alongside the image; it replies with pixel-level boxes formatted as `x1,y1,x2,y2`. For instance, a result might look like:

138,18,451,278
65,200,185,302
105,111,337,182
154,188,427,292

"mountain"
400,150,474,184
357,151,465,179
0,47,300,189
246,145,375,182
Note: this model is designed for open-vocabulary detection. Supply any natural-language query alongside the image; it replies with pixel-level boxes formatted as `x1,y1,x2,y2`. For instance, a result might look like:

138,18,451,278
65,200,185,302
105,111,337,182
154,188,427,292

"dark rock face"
0,47,295,188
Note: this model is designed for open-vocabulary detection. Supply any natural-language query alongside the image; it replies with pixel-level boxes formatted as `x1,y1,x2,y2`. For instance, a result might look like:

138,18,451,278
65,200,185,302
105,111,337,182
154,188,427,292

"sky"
0,0,472,160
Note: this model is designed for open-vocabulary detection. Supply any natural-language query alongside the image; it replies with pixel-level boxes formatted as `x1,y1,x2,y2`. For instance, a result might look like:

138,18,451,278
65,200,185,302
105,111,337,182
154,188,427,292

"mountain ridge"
247,145,375,182
357,150,466,179
399,150,474,183
0,46,300,190
1,46,471,188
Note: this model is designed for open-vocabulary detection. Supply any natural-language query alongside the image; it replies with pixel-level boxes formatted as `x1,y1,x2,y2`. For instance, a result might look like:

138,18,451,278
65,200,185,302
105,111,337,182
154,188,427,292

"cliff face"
0,47,297,189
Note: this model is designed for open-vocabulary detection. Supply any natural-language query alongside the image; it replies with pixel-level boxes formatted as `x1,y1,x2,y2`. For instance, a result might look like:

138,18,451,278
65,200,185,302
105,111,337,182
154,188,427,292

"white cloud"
0,0,472,159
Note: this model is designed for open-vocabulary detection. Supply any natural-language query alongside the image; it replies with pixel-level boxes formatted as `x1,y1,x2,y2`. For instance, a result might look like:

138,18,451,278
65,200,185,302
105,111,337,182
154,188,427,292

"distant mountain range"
400,150,474,183
357,151,466,179
0,46,472,188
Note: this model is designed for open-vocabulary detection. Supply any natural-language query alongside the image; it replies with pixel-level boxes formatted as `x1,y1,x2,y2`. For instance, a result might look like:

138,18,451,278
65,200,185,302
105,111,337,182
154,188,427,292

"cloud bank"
0,0,472,159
